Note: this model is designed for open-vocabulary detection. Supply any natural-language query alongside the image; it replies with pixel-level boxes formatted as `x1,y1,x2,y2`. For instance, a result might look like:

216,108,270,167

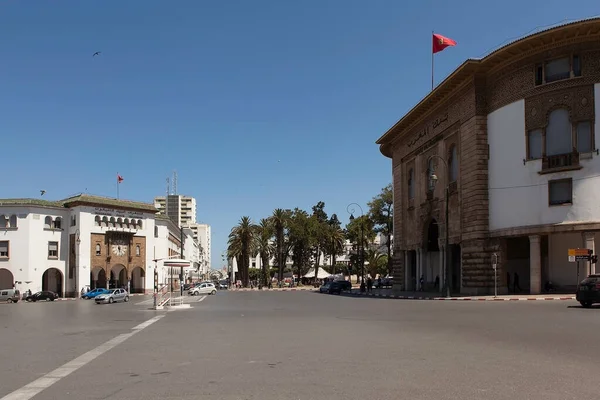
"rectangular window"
527,129,543,159
48,241,59,259
549,179,572,206
573,54,581,77
535,65,543,86
70,215,76,227
576,121,592,153
545,57,571,83
0,241,8,258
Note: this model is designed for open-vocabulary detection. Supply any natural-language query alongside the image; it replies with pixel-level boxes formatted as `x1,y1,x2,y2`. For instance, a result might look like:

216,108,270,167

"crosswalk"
134,295,208,306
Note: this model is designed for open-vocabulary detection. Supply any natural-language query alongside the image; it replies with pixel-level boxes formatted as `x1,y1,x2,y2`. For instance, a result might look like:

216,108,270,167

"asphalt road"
0,291,598,400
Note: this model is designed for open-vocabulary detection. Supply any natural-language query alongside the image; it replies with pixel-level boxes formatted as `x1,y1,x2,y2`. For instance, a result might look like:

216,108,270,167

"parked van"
0,289,20,303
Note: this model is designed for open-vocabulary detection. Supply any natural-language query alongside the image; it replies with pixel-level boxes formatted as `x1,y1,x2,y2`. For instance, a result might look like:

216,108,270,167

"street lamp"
75,229,81,298
427,155,450,298
347,203,365,285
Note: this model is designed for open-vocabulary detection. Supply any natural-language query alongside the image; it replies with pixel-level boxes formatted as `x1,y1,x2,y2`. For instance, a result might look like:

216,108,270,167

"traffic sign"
568,248,592,257
568,255,576,262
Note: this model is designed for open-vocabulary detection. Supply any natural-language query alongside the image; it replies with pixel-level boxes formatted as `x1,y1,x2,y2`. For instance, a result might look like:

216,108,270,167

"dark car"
576,275,600,308
26,291,59,302
328,281,344,294
335,280,352,291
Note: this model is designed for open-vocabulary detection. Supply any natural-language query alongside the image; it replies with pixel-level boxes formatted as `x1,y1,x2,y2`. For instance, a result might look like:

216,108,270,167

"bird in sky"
93,51,101,57
40,190,46,196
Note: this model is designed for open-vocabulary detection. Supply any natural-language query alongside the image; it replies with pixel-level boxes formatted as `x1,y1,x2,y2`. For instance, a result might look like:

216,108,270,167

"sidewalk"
228,287,315,292
347,288,576,301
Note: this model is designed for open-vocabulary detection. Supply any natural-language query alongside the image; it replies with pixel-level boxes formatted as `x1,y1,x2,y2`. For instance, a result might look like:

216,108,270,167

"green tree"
368,184,393,275
255,218,274,287
346,215,376,283
365,250,388,279
310,201,329,282
270,208,291,282
324,214,345,274
288,208,314,280
227,216,257,287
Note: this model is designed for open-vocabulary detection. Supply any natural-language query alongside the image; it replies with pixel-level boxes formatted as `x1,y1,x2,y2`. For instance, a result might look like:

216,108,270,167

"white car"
188,282,217,296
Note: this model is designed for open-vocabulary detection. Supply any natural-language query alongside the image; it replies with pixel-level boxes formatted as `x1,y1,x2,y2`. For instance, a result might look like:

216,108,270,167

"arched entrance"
423,219,441,291
42,268,63,296
110,264,127,289
130,267,145,294
0,268,14,289
91,267,107,289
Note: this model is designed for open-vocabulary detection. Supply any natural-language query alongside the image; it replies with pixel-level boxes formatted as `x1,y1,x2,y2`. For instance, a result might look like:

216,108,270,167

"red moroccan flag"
432,33,457,54
117,174,124,183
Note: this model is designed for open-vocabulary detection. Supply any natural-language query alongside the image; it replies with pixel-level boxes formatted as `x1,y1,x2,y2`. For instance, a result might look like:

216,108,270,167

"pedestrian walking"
419,275,425,291
514,272,522,292
367,277,373,293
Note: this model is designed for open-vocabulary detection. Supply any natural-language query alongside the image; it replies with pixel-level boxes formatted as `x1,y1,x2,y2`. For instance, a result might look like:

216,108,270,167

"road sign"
568,248,592,262
568,255,576,262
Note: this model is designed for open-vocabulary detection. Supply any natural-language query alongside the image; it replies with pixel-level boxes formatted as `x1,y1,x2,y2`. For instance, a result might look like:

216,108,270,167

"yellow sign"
568,248,591,257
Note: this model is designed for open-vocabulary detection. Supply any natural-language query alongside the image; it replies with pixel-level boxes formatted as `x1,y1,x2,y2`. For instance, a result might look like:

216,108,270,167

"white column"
583,232,595,276
529,235,541,294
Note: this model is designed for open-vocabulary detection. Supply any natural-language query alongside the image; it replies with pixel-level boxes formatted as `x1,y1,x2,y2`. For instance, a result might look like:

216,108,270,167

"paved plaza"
1,291,599,400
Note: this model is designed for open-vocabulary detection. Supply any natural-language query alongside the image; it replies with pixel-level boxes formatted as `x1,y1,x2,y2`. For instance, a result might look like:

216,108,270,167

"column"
439,246,445,294
400,250,411,291
416,249,422,291
583,232,595,276
529,235,541,294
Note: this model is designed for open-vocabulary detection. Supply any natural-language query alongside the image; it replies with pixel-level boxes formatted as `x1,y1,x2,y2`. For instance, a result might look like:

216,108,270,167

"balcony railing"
541,150,580,173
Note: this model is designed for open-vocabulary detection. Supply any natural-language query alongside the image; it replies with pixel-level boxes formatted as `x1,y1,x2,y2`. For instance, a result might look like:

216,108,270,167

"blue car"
82,288,109,299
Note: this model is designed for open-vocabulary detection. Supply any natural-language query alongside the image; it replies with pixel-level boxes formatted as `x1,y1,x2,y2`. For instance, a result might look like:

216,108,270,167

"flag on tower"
117,174,124,184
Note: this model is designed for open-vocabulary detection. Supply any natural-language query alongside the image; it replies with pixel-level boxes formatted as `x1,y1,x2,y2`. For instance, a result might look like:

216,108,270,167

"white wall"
488,85,600,231
547,232,600,287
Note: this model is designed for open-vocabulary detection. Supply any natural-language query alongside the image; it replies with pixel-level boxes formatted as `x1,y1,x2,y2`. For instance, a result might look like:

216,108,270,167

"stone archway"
130,267,145,294
421,218,441,290
42,268,63,296
91,267,107,289
0,268,14,289
110,264,127,289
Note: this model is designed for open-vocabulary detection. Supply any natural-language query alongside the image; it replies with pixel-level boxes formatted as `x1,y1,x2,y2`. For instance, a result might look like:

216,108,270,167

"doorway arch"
110,264,127,289
42,268,63,296
91,267,107,289
130,267,145,293
0,268,14,289
421,219,441,290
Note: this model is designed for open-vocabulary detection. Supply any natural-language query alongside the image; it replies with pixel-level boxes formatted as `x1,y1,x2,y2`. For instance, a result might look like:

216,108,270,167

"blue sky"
2,1,599,269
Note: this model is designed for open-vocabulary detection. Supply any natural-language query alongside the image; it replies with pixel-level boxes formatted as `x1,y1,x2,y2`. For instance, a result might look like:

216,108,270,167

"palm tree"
365,249,386,279
270,209,290,282
326,225,346,274
255,218,274,287
227,216,257,287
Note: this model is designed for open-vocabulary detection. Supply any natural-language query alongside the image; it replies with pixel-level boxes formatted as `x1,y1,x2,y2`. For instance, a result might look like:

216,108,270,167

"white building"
154,195,197,227
0,194,197,296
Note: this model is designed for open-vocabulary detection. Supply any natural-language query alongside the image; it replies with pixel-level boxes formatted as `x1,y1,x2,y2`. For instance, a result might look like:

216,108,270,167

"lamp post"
427,155,451,298
347,203,365,285
75,229,81,298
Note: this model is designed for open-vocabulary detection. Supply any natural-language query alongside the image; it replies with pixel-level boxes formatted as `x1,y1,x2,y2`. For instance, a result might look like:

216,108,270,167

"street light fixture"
427,155,451,298
347,203,365,285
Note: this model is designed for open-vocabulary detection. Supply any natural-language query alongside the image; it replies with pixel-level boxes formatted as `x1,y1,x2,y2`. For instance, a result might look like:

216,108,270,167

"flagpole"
117,172,120,200
431,30,434,91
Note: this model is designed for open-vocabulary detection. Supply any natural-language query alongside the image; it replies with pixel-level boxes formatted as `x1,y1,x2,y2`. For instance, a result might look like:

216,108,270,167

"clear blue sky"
2,1,599,269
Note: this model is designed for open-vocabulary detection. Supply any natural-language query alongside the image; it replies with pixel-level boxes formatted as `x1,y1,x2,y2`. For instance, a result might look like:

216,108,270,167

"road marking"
0,315,165,400
197,295,207,302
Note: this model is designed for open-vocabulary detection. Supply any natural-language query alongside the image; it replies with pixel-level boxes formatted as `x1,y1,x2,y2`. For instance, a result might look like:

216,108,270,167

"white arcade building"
0,194,198,297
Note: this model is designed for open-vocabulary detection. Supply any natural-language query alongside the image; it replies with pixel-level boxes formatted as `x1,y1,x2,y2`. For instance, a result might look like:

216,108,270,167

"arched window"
0,215,6,228
448,145,458,182
95,216,101,226
124,218,130,228
137,219,143,229
116,218,123,228
109,217,115,227
44,216,52,229
102,216,108,227
136,245,141,256
130,220,137,229
546,108,572,156
7,215,17,228
95,244,101,256
408,169,415,200
426,158,435,192
52,217,62,229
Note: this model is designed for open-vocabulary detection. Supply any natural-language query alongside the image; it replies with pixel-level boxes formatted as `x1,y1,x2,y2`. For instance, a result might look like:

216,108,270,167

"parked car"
82,288,109,299
189,282,217,296
576,274,600,308
327,281,345,294
218,280,228,290
319,282,331,293
25,291,58,302
335,280,352,291
0,288,21,303
95,288,129,304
